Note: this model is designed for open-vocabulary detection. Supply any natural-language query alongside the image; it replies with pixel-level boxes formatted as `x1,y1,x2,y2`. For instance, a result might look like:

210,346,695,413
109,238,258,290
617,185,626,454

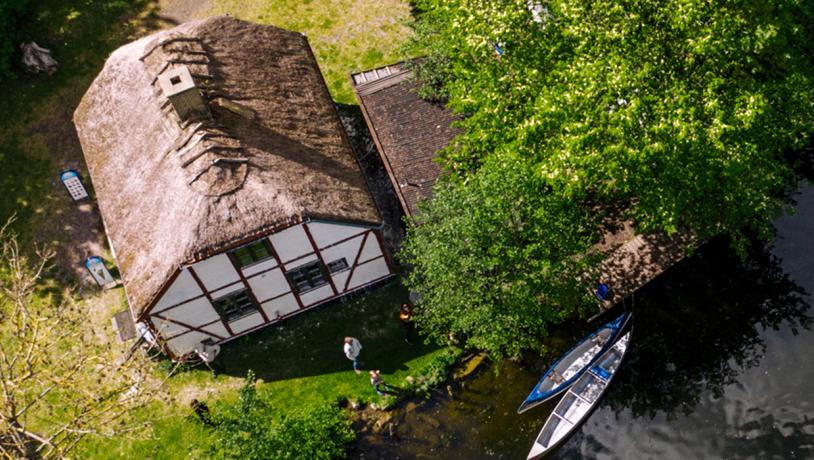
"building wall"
147,220,393,358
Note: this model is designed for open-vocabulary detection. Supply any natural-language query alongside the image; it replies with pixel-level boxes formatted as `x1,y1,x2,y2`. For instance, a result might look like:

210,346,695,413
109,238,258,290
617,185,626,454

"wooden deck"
593,229,697,309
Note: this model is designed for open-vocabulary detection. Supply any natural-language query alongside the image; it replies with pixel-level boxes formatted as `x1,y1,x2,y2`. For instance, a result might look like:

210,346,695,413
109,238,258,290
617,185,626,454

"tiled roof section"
352,64,460,216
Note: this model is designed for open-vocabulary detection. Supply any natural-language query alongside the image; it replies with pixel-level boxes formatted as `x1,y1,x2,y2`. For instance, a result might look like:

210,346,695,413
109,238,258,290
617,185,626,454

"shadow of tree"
603,236,812,419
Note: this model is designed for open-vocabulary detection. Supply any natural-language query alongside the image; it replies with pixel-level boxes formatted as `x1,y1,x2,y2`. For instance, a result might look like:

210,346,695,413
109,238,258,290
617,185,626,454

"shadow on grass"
213,281,439,382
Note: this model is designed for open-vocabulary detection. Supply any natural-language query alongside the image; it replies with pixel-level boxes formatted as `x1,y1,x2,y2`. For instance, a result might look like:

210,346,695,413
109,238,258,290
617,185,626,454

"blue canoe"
517,311,631,414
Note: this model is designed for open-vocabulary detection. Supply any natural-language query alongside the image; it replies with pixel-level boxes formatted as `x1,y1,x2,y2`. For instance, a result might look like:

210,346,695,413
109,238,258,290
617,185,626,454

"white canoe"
527,330,632,459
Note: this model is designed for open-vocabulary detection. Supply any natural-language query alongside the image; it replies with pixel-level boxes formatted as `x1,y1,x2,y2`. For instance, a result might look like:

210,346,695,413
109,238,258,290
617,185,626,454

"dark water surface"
359,183,814,459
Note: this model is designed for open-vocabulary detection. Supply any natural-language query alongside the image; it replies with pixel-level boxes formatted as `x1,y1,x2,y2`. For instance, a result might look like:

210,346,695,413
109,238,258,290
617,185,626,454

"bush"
205,371,355,460
406,348,460,397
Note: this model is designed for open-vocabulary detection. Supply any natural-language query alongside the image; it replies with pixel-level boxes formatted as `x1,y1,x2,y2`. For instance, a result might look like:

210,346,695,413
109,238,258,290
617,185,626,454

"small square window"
212,289,258,322
327,258,349,273
285,261,328,294
230,240,273,268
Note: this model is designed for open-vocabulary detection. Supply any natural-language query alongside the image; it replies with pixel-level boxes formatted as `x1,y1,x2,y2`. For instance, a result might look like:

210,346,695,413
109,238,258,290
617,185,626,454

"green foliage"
0,0,26,78
402,0,814,356
409,0,814,240
404,347,460,397
401,157,600,358
206,371,355,460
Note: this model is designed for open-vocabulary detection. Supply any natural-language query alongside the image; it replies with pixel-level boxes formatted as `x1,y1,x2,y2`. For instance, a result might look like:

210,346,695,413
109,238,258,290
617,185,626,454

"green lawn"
1,1,428,457
81,282,447,458
207,0,414,103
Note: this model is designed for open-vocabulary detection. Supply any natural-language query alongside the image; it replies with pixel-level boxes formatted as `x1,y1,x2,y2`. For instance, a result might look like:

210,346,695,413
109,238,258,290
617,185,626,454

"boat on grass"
527,330,632,459
517,311,631,414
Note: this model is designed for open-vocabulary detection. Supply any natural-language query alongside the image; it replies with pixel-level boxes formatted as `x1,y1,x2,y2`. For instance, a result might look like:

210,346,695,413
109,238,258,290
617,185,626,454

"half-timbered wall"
147,220,392,358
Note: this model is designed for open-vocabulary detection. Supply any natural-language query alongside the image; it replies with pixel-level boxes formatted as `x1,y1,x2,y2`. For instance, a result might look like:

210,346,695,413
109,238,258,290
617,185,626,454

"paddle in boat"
517,311,631,414
527,330,632,459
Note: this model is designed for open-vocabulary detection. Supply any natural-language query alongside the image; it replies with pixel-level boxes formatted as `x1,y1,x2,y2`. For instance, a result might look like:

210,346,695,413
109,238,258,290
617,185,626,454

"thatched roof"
352,63,460,216
74,16,380,318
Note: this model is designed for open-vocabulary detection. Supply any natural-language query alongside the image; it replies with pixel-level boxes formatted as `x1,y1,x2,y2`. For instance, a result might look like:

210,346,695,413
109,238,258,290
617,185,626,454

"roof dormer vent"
158,65,210,123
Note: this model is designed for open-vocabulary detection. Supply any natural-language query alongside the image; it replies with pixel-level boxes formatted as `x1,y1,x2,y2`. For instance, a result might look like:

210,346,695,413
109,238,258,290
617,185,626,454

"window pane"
286,261,329,293
233,247,254,266
328,258,348,273
230,241,273,267
250,242,271,260
213,289,258,322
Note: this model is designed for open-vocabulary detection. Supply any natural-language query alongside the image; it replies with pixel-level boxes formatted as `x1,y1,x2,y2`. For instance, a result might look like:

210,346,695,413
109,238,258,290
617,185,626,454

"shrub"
205,371,355,460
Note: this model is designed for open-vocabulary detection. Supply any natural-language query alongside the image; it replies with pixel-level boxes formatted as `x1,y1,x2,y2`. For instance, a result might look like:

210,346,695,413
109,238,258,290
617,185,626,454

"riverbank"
353,195,814,458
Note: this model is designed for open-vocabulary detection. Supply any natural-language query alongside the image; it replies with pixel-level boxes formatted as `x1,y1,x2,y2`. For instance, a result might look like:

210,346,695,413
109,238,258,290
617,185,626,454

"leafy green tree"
401,0,814,355
408,0,814,242
0,0,27,77
401,157,601,358
206,371,355,460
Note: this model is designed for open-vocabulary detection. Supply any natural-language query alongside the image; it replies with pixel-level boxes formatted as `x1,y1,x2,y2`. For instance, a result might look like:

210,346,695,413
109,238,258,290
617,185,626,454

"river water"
358,183,814,459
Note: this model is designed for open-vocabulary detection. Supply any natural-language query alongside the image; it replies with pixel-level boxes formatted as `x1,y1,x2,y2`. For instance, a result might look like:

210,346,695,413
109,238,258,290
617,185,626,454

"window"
212,289,258,322
230,240,273,268
327,258,349,273
285,261,328,293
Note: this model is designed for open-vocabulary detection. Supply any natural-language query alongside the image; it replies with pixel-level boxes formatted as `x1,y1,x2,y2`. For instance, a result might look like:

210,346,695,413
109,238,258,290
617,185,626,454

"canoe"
527,330,632,459
517,311,631,414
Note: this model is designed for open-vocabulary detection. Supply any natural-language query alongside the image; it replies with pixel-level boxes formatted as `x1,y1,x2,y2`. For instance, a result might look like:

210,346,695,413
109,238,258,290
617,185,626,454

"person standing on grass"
399,303,415,344
343,336,363,374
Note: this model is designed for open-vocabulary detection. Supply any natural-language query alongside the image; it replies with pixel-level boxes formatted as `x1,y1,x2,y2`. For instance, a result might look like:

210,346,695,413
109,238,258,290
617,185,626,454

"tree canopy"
401,157,601,358
401,0,814,356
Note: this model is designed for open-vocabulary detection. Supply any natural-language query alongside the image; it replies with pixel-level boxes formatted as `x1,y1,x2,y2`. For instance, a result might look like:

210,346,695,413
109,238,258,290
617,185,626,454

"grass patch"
81,282,449,458
207,0,414,103
0,1,435,457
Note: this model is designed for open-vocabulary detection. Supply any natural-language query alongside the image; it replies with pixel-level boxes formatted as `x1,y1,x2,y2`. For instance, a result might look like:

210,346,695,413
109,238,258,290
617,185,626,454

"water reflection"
358,232,814,459
605,239,812,420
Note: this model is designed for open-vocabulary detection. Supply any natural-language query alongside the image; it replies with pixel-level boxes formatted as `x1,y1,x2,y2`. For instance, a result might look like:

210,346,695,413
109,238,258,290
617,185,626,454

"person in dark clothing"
190,399,212,426
399,303,415,344
369,370,394,396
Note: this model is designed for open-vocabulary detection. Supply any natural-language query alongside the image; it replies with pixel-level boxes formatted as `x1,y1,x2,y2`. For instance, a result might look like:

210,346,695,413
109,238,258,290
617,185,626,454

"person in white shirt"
343,336,362,374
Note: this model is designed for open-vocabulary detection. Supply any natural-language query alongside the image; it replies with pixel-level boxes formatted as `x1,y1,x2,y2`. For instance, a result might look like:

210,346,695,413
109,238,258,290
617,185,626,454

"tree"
408,0,814,242
205,371,355,460
401,157,601,358
0,222,163,458
400,0,814,355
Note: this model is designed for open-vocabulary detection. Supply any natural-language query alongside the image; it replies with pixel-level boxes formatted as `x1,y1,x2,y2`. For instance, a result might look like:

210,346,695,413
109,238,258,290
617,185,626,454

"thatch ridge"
74,16,380,318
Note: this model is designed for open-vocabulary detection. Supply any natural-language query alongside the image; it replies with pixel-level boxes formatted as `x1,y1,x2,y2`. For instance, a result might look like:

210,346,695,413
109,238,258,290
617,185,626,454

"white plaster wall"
270,225,312,263
166,331,209,357
229,312,264,334
332,270,352,292
346,258,390,290
193,253,240,291
201,322,229,338
282,254,318,271
308,221,367,248
154,268,202,311
262,294,299,319
151,316,188,338
300,284,334,306
158,297,220,326
209,282,245,300
246,267,289,302
358,235,383,262
320,234,364,268
241,251,278,277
